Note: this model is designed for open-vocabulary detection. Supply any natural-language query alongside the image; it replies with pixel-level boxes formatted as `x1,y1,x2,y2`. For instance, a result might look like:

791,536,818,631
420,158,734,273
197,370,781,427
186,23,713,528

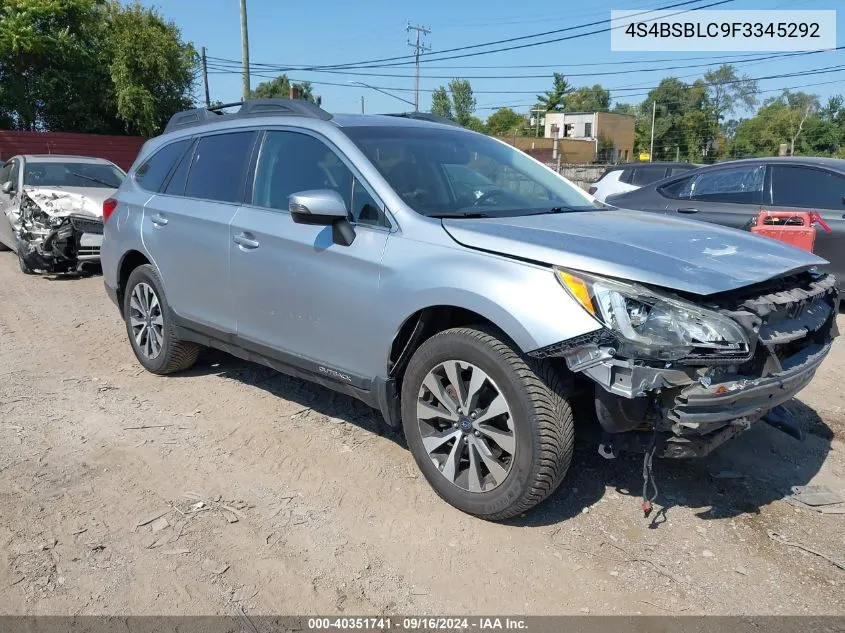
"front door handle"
150,213,168,226
677,207,700,214
233,232,260,249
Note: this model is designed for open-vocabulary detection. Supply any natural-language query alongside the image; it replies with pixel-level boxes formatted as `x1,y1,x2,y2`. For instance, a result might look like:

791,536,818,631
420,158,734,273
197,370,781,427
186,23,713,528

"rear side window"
163,141,196,196
135,139,191,192
629,167,668,187
184,132,256,203
771,165,845,209
662,165,765,203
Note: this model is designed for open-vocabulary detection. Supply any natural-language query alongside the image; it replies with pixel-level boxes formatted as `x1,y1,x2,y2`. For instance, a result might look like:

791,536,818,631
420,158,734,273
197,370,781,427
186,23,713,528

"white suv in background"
589,162,700,202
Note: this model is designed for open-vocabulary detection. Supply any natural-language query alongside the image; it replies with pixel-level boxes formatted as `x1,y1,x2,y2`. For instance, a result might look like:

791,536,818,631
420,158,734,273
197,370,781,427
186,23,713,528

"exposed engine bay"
11,189,104,274
533,269,840,460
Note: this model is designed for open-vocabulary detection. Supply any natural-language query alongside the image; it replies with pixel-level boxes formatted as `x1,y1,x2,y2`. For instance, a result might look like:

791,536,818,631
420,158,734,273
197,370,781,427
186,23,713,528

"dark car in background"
588,161,700,202
605,157,845,282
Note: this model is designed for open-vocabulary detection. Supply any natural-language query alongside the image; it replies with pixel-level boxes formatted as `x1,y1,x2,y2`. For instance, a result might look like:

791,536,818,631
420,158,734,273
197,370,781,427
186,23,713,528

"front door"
663,163,765,229
0,159,20,249
230,129,392,383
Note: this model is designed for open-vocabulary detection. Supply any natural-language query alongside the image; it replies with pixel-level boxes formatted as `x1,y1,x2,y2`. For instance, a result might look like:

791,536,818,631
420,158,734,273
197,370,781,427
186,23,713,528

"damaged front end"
532,268,840,459
12,190,104,274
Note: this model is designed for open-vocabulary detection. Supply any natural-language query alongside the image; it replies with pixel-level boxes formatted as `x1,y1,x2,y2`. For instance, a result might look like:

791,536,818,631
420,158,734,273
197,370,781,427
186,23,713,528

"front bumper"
669,341,831,435
532,271,839,458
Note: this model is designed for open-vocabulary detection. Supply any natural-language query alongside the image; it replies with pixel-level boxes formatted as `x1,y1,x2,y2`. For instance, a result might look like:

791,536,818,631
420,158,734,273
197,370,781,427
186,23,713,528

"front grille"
69,214,104,235
715,272,839,375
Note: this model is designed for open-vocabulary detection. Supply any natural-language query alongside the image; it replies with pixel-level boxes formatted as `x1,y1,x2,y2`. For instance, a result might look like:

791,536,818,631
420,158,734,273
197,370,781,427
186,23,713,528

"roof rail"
383,112,461,127
163,99,333,134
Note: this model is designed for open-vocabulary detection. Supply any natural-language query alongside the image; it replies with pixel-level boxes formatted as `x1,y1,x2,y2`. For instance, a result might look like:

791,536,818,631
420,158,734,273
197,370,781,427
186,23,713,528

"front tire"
123,264,200,375
401,326,574,521
18,248,36,275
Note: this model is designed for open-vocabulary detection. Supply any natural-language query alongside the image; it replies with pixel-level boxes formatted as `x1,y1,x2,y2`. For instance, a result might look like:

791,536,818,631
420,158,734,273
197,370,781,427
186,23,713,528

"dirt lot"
1,253,844,616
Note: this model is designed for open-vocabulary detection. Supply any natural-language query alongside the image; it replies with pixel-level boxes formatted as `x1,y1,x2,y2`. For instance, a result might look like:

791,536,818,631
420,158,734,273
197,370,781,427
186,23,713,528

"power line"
212,61,845,99
210,0,728,73
206,48,841,81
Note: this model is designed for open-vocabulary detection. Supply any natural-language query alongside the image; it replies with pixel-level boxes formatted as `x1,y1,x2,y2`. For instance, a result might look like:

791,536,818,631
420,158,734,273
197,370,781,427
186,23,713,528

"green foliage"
730,91,823,157
0,0,198,135
485,107,525,136
430,79,477,128
430,86,452,120
250,74,321,105
536,73,569,112
704,64,758,125
107,1,197,136
636,77,713,162
566,84,610,112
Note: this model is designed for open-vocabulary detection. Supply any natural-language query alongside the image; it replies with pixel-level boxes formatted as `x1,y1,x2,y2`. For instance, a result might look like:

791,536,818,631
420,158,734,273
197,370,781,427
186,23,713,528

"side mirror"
1,181,13,195
289,189,355,246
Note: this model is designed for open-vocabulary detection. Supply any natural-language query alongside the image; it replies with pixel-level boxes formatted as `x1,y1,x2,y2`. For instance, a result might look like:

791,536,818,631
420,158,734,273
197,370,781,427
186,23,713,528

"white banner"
610,10,837,51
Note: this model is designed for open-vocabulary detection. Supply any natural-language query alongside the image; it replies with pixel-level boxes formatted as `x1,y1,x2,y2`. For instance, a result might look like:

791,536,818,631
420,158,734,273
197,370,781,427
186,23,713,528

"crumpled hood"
442,209,828,296
23,187,114,218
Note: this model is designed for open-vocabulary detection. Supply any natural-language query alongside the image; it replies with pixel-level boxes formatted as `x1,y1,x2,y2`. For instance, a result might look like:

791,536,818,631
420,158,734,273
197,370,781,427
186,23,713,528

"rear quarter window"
135,139,192,192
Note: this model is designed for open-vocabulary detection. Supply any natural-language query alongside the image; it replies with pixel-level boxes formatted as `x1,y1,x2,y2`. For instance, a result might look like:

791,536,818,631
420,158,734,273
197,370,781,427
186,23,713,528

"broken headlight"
555,268,749,361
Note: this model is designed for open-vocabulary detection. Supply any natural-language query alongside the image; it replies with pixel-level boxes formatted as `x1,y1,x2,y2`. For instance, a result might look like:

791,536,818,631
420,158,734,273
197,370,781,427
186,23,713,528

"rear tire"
401,326,574,521
123,264,200,375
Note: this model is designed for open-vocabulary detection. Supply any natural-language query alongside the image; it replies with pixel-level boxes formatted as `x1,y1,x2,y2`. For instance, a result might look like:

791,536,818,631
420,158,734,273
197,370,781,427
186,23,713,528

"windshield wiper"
429,211,492,219
67,171,115,188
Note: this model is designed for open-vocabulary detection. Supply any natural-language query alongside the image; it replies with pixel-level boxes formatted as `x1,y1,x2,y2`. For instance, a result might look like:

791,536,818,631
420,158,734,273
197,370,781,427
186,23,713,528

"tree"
449,79,476,127
106,1,198,136
566,84,610,112
704,64,758,127
536,73,570,112
485,107,525,135
250,75,321,105
639,77,711,162
0,0,198,136
430,79,477,128
730,91,821,157
0,0,108,131
430,86,452,119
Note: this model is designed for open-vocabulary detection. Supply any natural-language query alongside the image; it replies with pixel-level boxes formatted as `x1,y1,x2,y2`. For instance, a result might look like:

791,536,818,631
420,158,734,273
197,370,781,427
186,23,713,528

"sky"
142,0,845,119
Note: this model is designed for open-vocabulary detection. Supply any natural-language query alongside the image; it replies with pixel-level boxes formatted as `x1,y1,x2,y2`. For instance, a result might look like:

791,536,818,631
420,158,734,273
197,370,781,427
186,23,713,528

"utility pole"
649,100,656,162
201,47,210,107
407,24,431,112
361,95,365,114
239,0,250,101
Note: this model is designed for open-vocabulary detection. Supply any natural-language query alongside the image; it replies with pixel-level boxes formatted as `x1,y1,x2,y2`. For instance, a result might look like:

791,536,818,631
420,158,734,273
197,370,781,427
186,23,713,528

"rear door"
769,164,845,279
660,164,765,228
142,131,258,334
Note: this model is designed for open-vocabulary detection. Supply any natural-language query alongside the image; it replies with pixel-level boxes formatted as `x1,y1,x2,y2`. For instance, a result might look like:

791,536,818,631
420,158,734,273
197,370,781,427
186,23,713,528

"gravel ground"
0,252,844,616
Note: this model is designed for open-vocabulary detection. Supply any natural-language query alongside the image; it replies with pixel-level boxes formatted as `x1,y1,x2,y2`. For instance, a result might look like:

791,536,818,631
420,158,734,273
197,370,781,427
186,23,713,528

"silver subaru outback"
101,99,839,520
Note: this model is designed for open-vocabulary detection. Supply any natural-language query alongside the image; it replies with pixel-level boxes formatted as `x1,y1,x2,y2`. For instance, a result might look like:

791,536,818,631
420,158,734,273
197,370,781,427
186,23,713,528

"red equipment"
750,210,831,253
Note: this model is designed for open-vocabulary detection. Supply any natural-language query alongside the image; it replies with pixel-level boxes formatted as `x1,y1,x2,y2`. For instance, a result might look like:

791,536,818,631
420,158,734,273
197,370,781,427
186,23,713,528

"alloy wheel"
416,360,516,493
129,282,164,360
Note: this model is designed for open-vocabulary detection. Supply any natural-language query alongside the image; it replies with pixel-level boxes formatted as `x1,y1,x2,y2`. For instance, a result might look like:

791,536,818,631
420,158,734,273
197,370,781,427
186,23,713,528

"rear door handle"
233,232,260,249
677,207,699,214
150,213,168,226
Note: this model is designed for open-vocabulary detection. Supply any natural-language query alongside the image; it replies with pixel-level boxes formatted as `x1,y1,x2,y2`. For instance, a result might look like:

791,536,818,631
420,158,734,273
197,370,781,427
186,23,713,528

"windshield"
343,126,596,218
24,161,125,188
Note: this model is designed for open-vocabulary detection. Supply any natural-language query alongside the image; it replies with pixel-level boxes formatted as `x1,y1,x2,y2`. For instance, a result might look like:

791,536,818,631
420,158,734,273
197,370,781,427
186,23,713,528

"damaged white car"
0,155,125,274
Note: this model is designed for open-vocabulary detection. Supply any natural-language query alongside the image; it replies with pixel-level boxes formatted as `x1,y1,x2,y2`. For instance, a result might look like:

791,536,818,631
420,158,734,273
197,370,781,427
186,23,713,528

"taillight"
588,186,597,195
103,198,118,223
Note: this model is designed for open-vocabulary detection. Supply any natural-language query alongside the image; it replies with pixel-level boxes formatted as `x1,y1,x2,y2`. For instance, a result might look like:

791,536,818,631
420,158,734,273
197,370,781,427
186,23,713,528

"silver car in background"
0,154,125,274
100,100,839,521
